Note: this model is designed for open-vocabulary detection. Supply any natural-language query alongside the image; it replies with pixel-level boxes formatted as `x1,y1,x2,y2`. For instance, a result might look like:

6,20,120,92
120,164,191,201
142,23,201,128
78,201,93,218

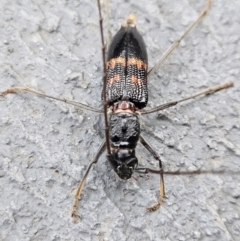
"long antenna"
97,0,111,156
148,0,212,77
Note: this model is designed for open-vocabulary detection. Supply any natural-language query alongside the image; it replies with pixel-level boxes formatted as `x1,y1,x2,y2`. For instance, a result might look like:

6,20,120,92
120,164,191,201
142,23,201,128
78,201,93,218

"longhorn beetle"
0,0,234,222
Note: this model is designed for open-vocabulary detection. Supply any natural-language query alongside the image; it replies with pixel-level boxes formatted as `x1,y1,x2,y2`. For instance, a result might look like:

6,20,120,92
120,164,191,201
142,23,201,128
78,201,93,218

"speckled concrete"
0,0,240,240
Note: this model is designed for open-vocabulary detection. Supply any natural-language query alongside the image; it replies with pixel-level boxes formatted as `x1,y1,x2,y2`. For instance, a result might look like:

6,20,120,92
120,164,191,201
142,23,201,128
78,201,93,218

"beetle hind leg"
147,173,167,212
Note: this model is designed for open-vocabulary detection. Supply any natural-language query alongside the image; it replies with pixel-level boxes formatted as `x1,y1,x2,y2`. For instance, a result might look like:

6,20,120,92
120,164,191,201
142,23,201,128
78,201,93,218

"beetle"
0,0,233,222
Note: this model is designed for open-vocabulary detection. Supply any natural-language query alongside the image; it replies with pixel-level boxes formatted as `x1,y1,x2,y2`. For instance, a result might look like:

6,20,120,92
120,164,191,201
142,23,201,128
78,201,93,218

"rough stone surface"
0,0,240,240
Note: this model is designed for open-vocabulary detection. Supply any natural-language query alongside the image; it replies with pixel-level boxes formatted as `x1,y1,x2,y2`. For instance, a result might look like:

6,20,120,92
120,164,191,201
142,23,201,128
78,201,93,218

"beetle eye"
112,136,119,142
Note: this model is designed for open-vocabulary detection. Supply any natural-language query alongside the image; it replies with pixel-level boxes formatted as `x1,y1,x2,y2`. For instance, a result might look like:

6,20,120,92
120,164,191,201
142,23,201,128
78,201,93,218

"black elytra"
105,16,148,110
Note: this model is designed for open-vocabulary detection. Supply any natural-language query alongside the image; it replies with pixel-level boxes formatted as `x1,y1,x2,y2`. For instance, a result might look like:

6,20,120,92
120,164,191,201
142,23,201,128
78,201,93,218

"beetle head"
108,149,138,179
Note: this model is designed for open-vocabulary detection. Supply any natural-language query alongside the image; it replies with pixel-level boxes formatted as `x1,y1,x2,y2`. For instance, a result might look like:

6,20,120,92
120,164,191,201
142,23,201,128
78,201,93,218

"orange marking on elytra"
106,57,147,70
131,75,143,86
128,58,147,70
107,57,126,69
109,74,120,85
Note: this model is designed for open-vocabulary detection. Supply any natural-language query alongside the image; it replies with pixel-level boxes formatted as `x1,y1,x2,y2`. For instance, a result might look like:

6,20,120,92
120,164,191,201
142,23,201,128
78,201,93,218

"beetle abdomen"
105,16,148,109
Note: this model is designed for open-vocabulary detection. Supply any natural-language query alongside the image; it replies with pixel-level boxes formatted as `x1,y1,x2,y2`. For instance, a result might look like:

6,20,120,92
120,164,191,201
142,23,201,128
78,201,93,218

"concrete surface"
0,0,240,240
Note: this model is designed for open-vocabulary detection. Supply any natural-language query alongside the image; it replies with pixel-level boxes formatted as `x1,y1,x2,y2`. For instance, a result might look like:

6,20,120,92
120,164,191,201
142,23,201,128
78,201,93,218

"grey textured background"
0,0,240,240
